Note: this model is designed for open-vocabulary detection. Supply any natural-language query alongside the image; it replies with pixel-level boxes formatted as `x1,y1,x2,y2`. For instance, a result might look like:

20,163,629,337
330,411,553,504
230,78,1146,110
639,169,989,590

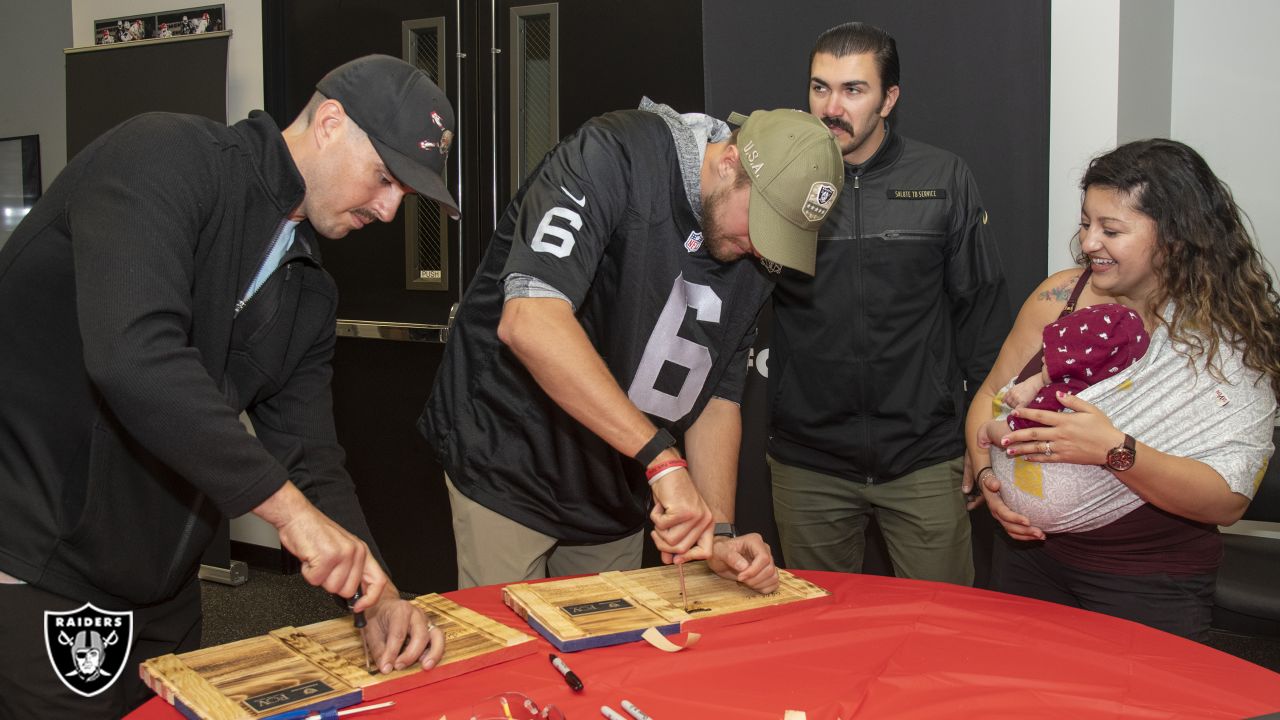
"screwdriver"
348,587,372,672
678,561,689,612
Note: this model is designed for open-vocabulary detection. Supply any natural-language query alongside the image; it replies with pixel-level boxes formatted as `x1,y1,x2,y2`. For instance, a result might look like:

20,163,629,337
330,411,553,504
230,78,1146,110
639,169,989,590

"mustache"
353,209,378,224
822,117,853,135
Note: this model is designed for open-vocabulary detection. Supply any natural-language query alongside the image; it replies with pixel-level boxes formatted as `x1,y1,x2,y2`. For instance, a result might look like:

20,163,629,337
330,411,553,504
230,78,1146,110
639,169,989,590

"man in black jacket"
0,55,456,718
767,23,1010,584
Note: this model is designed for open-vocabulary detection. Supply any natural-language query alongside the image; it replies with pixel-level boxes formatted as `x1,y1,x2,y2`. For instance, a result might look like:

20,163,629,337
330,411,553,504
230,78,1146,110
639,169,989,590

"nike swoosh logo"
560,186,587,207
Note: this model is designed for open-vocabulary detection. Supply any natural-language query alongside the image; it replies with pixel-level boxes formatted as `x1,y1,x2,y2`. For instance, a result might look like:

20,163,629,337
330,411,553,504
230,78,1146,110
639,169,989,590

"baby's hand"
979,419,1005,449
1005,380,1039,409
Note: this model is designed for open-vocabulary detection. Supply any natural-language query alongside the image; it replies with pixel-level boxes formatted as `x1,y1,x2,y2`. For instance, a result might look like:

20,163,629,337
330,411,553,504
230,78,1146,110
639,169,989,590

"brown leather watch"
1105,433,1137,472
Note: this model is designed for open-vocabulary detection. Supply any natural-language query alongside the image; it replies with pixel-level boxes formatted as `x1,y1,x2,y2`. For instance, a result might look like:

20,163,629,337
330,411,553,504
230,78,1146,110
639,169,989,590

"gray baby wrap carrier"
990,307,1274,533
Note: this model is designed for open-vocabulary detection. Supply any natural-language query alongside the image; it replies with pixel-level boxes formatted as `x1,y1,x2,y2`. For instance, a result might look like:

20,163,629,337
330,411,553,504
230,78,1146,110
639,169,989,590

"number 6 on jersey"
629,274,721,421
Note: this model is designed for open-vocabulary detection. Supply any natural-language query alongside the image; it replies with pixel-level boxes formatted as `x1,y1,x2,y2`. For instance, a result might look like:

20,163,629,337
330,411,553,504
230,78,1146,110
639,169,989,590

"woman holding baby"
966,139,1280,640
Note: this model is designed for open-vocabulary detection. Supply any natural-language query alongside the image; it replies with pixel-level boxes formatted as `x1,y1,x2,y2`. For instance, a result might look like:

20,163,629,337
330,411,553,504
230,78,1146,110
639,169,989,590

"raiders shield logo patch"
803,182,837,222
45,603,134,697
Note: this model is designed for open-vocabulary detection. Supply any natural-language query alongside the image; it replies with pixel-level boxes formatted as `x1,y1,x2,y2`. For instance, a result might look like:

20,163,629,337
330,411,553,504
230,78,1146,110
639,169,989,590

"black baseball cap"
316,54,460,218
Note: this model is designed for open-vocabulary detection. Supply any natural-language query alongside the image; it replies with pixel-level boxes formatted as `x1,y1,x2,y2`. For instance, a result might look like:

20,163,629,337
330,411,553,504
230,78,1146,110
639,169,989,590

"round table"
129,570,1280,719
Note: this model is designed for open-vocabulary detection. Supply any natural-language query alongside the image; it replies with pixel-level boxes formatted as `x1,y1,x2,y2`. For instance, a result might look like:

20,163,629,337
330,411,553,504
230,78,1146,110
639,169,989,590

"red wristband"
644,458,688,481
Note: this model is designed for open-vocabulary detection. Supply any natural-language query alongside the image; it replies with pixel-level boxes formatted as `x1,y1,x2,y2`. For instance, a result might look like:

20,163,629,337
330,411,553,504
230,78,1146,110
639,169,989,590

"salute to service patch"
887,188,948,199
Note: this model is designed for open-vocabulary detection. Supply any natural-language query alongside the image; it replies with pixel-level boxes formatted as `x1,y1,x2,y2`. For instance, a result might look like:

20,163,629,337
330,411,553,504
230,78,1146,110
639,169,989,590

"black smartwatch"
635,428,676,467
713,522,737,538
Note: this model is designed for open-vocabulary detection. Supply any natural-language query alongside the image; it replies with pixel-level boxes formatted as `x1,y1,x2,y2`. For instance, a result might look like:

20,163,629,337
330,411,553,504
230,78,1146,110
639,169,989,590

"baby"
981,302,1148,448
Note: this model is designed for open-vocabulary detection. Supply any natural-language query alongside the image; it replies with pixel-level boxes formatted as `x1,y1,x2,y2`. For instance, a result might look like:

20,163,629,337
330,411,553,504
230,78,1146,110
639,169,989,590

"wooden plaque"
503,562,830,652
141,593,535,720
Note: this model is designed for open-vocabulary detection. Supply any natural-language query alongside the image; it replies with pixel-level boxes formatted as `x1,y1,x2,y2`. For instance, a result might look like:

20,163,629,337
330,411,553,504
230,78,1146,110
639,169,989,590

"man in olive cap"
420,99,842,593
0,55,456,718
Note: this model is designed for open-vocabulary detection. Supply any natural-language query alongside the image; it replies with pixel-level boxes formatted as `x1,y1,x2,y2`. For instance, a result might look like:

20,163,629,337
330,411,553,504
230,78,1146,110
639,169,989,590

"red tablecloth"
130,570,1280,719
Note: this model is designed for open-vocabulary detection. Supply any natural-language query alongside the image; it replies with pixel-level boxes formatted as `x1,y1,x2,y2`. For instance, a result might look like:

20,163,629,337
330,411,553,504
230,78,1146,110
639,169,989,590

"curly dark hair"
1075,138,1280,399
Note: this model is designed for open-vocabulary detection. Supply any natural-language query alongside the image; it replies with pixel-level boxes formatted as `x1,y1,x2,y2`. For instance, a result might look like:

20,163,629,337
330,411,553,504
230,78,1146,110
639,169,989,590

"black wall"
704,0,1048,316
704,1,1050,583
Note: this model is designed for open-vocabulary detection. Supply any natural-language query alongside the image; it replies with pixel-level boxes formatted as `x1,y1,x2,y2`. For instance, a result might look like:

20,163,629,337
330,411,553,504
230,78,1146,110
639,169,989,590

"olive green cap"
728,109,843,275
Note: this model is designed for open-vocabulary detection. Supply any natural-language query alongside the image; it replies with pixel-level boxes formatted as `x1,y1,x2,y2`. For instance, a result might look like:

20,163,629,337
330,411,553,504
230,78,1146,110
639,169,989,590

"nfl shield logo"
684,231,703,253
45,603,134,697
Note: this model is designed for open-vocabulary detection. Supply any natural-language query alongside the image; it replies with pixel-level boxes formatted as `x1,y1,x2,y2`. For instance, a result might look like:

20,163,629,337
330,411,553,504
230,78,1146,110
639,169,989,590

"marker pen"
621,699,653,720
601,706,628,720
271,701,395,720
549,653,584,691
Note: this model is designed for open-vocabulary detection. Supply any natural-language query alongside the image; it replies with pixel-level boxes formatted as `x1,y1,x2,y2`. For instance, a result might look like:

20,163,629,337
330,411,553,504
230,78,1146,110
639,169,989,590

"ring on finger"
1043,441,1053,457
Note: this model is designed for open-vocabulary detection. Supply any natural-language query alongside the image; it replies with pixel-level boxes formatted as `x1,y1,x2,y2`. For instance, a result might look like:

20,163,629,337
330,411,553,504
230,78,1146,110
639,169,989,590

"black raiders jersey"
419,109,775,543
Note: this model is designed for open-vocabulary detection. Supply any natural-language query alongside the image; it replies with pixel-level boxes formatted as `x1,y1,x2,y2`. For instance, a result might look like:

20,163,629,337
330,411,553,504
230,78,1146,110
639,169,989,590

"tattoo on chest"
1037,275,1081,303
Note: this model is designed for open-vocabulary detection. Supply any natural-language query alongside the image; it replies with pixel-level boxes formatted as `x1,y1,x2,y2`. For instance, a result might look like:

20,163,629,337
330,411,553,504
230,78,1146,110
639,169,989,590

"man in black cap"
0,55,456,718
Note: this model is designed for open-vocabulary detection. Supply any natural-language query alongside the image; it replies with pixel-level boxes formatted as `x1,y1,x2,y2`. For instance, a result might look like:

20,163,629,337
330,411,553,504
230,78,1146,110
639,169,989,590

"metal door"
264,0,703,592
263,0,467,593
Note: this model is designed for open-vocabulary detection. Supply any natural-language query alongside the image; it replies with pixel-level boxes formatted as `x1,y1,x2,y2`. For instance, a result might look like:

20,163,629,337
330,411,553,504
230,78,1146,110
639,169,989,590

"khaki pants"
769,456,974,586
445,476,643,589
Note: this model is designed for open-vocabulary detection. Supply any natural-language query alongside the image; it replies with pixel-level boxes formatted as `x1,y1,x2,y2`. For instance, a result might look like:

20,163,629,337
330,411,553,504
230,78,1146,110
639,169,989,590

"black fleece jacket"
0,111,380,608
768,125,1010,483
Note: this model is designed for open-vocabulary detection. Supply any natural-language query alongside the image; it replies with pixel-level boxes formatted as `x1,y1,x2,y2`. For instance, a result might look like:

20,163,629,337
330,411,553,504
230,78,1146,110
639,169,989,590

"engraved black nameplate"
561,598,634,617
243,680,333,713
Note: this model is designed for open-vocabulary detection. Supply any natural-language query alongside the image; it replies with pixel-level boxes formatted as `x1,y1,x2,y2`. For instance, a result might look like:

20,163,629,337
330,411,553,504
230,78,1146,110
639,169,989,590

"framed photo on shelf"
93,16,150,44
92,4,224,44
155,5,225,38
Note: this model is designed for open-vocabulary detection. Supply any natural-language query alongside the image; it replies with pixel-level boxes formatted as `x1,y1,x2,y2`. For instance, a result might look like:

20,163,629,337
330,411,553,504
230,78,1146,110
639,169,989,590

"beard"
701,182,746,264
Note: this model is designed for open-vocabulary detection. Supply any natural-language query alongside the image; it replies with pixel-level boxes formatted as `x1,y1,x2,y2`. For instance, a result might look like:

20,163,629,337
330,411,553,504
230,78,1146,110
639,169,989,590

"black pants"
0,579,201,720
991,537,1215,642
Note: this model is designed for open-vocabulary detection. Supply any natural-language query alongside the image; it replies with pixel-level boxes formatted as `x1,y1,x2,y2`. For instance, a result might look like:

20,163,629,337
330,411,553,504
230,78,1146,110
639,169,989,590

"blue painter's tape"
526,615,682,653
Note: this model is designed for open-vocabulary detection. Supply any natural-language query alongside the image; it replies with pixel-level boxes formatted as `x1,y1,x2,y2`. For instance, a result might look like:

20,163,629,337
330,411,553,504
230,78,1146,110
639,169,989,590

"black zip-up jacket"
0,111,379,609
767,125,1010,482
